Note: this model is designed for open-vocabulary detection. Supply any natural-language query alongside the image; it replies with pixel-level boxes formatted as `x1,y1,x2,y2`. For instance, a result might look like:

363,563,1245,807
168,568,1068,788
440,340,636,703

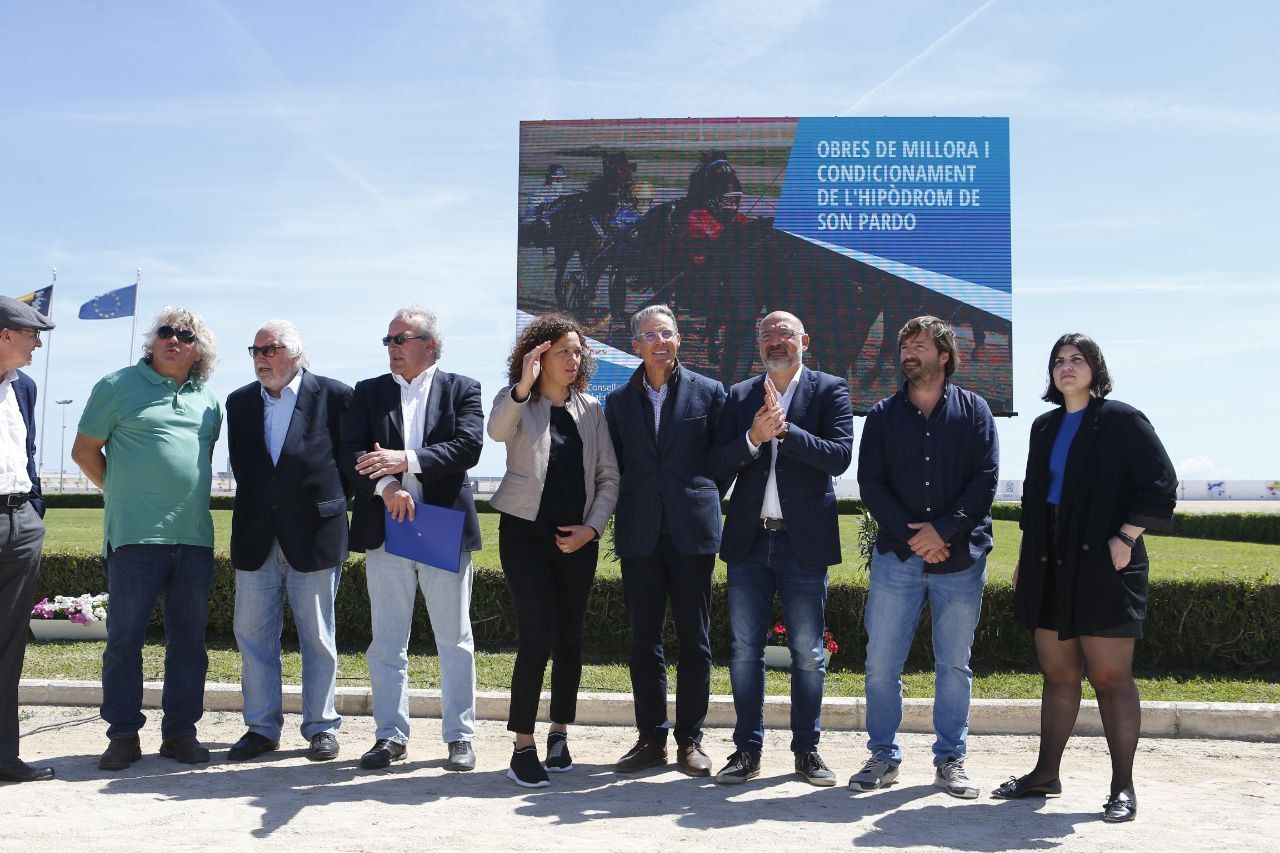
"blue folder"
383,500,465,573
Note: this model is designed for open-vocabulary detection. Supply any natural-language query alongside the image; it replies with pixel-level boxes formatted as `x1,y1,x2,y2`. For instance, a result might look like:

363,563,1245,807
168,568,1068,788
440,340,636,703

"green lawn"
21,641,1280,703
42,509,1280,586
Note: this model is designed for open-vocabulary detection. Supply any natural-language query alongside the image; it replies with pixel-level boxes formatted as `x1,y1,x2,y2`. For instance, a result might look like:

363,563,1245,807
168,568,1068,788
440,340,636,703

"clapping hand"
749,378,788,445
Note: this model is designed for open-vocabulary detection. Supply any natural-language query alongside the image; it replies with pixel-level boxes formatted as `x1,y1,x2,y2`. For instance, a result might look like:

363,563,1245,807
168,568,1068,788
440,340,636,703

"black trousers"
0,503,45,762
621,535,714,744
499,514,598,735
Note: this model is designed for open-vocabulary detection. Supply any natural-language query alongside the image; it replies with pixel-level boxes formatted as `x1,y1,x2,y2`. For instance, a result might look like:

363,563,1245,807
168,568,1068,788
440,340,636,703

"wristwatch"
777,422,790,441
1115,530,1137,548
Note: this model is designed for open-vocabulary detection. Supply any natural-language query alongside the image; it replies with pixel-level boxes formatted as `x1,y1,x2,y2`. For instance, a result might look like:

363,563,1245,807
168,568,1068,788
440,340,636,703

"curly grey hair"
142,306,218,384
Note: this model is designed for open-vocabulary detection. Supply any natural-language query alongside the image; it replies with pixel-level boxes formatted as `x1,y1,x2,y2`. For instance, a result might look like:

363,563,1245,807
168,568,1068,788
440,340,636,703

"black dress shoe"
360,739,407,769
99,736,142,771
991,774,1063,799
1103,787,1138,822
307,732,340,762
0,758,55,783
228,731,279,762
615,738,667,773
159,735,211,764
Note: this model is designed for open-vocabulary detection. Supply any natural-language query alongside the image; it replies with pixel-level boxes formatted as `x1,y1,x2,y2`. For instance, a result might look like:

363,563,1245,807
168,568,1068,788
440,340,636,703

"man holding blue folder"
342,306,483,772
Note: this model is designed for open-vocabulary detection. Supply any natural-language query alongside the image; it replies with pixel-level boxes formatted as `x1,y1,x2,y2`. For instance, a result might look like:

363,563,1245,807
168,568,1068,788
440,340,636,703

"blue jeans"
101,544,214,741
727,529,828,754
365,547,476,745
234,542,341,742
864,549,987,766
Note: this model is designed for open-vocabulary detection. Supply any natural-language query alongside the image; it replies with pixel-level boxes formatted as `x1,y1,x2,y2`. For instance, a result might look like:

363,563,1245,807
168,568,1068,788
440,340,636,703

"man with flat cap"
0,295,55,783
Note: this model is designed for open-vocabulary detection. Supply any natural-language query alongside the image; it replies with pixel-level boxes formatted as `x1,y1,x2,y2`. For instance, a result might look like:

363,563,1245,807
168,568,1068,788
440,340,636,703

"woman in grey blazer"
488,314,619,787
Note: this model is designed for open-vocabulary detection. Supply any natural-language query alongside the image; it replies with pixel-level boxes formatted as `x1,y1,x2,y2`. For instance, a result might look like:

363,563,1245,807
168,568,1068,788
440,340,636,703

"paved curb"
19,679,1280,741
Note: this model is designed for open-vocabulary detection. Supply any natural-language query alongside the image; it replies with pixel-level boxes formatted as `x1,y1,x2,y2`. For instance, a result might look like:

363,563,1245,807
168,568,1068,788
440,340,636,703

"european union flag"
17,284,54,316
79,284,137,319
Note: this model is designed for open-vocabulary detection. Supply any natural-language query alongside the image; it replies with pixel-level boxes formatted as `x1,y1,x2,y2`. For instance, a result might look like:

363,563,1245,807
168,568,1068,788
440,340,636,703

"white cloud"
1177,456,1232,479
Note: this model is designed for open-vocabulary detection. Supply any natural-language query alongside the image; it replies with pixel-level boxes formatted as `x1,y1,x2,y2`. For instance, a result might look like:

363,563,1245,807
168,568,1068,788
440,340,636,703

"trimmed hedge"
35,551,1279,673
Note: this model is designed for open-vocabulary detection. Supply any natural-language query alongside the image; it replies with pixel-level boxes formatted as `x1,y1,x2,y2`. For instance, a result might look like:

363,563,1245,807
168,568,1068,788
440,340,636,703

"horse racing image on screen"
517,117,1012,413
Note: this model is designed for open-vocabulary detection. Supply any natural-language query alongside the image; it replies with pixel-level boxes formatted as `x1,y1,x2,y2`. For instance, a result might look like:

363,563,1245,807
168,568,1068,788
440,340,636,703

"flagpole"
37,267,55,474
128,268,141,365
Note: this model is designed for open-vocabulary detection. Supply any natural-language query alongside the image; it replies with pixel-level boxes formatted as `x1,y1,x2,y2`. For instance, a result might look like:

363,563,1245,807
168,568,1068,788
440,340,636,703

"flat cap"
0,295,55,331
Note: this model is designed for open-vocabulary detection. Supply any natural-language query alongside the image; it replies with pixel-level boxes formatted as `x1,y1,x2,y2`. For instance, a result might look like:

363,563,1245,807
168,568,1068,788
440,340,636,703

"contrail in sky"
841,0,1001,116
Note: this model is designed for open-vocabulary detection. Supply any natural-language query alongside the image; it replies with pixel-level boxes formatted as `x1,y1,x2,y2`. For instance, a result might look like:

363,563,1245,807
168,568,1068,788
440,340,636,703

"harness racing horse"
545,152,636,313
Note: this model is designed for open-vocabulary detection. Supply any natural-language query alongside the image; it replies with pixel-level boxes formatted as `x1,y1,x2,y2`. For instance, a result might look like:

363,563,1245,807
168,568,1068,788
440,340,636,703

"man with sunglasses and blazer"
605,305,726,777
341,306,483,772
224,321,353,763
73,308,223,771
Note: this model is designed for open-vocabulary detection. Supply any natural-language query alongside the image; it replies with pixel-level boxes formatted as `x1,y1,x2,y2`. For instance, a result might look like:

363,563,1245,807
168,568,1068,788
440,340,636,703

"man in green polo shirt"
72,307,222,771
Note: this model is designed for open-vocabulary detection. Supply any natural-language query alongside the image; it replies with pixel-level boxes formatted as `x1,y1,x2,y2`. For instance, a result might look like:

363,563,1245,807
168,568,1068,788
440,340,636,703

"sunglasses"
247,344,284,358
635,329,676,344
382,334,428,347
157,325,197,344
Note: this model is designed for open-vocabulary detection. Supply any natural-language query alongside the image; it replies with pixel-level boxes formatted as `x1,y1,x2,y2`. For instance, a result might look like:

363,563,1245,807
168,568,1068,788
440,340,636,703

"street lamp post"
56,399,72,493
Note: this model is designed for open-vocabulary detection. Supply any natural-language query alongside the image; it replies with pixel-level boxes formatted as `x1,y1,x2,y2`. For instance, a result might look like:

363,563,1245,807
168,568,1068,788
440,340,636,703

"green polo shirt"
78,359,222,553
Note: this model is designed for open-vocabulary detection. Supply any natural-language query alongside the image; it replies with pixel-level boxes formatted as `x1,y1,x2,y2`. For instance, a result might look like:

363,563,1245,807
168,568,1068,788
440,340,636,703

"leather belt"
759,517,786,531
1,493,29,507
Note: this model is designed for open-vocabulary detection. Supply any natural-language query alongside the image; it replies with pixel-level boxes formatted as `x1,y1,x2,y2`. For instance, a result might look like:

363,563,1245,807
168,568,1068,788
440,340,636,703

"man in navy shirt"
852,316,998,799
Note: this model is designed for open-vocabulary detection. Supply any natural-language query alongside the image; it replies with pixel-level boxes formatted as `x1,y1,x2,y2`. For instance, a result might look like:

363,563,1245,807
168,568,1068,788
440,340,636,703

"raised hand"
515,341,552,400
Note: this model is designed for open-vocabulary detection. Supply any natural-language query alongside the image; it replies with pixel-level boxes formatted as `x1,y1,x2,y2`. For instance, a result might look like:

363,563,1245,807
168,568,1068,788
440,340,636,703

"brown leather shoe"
615,738,667,773
676,738,712,777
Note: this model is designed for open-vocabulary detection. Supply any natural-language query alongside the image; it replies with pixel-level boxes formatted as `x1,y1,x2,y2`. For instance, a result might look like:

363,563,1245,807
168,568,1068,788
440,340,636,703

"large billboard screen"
517,117,1012,413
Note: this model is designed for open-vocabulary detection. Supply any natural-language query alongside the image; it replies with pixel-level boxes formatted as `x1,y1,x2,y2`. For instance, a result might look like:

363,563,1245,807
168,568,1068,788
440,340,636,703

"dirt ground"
4,705,1278,852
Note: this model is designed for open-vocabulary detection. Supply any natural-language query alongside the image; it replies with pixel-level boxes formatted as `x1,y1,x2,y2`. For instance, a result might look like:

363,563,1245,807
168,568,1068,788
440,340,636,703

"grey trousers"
0,502,45,762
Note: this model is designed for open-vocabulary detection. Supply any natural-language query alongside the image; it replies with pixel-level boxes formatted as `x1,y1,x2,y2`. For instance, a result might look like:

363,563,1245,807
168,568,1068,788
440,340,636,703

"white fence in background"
35,471,1280,502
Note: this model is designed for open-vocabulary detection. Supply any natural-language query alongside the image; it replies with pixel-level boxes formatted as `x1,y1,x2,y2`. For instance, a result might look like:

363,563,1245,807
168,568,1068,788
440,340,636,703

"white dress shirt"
0,370,32,494
260,369,303,466
744,369,801,521
377,364,438,502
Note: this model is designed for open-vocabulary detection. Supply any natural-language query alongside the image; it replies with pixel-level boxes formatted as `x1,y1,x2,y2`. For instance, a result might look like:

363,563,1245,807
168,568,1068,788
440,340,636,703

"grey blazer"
487,384,620,535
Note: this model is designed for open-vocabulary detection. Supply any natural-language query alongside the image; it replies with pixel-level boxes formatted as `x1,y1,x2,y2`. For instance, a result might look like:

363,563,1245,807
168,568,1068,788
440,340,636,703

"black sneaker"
544,731,573,773
795,751,837,787
714,750,761,785
507,746,550,788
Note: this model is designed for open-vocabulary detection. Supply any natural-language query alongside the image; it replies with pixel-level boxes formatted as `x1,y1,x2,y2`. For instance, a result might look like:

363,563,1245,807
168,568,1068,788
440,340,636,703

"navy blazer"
341,370,483,554
606,364,727,558
711,367,853,568
227,370,353,573
13,371,44,517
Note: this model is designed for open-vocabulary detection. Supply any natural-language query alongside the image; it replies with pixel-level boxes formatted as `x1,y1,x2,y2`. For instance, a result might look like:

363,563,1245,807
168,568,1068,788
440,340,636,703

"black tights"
1029,630,1139,796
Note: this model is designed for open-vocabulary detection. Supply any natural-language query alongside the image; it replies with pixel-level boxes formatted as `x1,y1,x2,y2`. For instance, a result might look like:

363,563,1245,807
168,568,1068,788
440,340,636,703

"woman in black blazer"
993,334,1176,823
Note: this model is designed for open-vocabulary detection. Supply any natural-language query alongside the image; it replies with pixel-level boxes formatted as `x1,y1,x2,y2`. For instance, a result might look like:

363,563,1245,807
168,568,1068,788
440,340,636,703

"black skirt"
1036,504,1143,640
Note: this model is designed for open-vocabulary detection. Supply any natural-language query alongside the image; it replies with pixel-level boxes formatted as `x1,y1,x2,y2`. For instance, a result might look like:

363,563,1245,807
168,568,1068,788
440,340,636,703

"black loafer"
99,736,143,771
307,732,340,762
359,739,407,769
228,731,279,762
159,735,211,764
0,758,55,783
1103,787,1138,822
991,774,1063,799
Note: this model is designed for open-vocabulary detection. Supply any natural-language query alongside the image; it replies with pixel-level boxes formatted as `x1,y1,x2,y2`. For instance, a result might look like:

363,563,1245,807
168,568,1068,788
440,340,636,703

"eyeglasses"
382,334,428,347
13,329,41,341
156,325,197,344
635,329,676,344
758,328,798,343
247,344,284,358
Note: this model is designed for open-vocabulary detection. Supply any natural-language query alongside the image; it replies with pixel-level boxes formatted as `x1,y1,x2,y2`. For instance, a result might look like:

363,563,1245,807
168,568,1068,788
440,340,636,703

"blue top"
1047,408,1086,505
857,381,1000,574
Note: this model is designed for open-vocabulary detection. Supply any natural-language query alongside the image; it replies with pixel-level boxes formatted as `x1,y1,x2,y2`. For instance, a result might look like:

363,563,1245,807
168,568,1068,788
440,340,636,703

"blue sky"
2,0,1276,481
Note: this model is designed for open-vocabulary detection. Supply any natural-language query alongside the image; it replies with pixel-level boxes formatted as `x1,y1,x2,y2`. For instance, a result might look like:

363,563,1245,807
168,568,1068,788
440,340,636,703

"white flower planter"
29,619,108,641
764,646,832,669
